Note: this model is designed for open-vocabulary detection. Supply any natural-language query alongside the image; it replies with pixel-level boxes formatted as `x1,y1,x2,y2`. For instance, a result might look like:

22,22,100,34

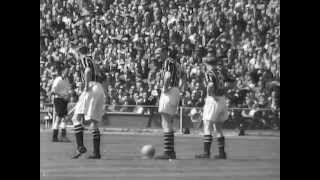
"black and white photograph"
40,0,280,179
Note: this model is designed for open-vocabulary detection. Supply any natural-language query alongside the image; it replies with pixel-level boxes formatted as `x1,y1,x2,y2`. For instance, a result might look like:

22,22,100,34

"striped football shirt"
80,56,97,82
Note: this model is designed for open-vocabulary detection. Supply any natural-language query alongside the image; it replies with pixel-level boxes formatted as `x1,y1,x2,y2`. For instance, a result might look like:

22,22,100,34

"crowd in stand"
40,0,280,126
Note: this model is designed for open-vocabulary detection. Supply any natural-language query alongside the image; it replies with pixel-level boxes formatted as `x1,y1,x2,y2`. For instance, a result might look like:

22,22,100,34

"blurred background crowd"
40,0,280,128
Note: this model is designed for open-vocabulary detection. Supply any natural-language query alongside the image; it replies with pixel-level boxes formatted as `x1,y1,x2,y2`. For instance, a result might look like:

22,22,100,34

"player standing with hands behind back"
71,46,106,159
155,47,185,160
51,68,72,142
195,47,229,159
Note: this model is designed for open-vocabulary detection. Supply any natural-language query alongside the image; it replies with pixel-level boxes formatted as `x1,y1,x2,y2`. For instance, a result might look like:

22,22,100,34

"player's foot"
213,152,227,159
52,129,59,142
238,129,245,136
184,128,190,134
154,152,176,160
59,136,71,143
72,146,87,159
52,138,59,142
195,153,210,159
86,154,101,159
170,152,176,159
154,154,171,160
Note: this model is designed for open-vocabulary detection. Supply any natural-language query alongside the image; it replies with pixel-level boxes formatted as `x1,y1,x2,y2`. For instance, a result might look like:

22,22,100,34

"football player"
71,47,106,159
51,68,72,142
195,47,229,159
155,48,185,160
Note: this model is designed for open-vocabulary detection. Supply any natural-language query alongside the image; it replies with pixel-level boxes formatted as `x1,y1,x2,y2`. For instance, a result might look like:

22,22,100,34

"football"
141,145,155,159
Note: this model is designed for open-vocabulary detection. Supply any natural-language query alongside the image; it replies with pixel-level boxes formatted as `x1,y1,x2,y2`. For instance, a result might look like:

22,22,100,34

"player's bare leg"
195,120,213,159
59,118,71,142
155,113,176,160
72,114,87,159
52,116,61,142
213,122,227,159
239,120,245,136
87,120,101,159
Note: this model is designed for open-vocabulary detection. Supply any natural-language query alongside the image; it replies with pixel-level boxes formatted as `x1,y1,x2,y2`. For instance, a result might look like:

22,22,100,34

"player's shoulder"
54,76,62,82
215,66,227,75
220,67,231,79
206,69,215,76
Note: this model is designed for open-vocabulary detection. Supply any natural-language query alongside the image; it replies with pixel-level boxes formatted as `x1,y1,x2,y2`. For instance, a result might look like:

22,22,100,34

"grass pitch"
40,131,280,180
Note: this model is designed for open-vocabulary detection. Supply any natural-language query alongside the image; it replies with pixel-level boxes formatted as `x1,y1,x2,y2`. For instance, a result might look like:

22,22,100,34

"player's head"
203,46,218,67
61,69,68,79
155,46,168,59
207,82,215,96
56,66,63,77
164,58,176,73
78,46,90,56
70,92,78,103
168,43,178,59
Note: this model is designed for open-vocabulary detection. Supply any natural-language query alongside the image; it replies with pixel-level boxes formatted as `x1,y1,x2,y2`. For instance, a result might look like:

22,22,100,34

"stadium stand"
40,0,280,130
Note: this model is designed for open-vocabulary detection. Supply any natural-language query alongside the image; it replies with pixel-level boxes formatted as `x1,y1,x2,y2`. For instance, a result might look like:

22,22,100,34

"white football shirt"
52,76,71,99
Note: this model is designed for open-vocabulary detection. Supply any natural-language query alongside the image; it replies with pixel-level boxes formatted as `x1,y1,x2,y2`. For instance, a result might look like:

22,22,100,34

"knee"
214,122,224,136
203,121,212,135
163,118,173,125
72,120,81,126
55,114,61,119
162,115,173,132
215,122,223,130
72,115,82,126
62,117,68,123
162,122,172,131
90,120,99,130
163,127,172,133
54,115,62,122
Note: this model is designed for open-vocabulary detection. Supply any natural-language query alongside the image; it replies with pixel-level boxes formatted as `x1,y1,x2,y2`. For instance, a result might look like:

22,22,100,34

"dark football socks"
155,131,176,159
61,129,67,138
74,124,84,149
52,129,59,141
164,132,175,155
214,136,227,159
203,135,213,155
217,136,226,156
92,129,101,156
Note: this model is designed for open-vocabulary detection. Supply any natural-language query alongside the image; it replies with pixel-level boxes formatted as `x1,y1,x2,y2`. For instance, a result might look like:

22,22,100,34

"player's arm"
204,72,209,87
84,67,92,92
241,109,250,117
205,71,218,98
51,78,58,94
207,82,215,97
203,70,213,96
222,67,233,90
65,80,72,101
162,71,171,93
178,69,186,91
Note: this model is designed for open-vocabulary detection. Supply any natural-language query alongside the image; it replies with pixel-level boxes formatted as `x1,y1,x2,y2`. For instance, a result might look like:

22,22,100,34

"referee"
51,69,71,142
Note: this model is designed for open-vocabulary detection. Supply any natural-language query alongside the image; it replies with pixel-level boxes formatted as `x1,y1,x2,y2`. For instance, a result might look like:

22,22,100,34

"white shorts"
73,82,105,122
158,87,180,115
202,96,228,123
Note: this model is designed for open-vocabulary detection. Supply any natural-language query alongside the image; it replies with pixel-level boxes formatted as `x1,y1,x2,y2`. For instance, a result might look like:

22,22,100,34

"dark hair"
96,72,106,83
71,93,78,102
78,46,90,55
169,47,178,59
